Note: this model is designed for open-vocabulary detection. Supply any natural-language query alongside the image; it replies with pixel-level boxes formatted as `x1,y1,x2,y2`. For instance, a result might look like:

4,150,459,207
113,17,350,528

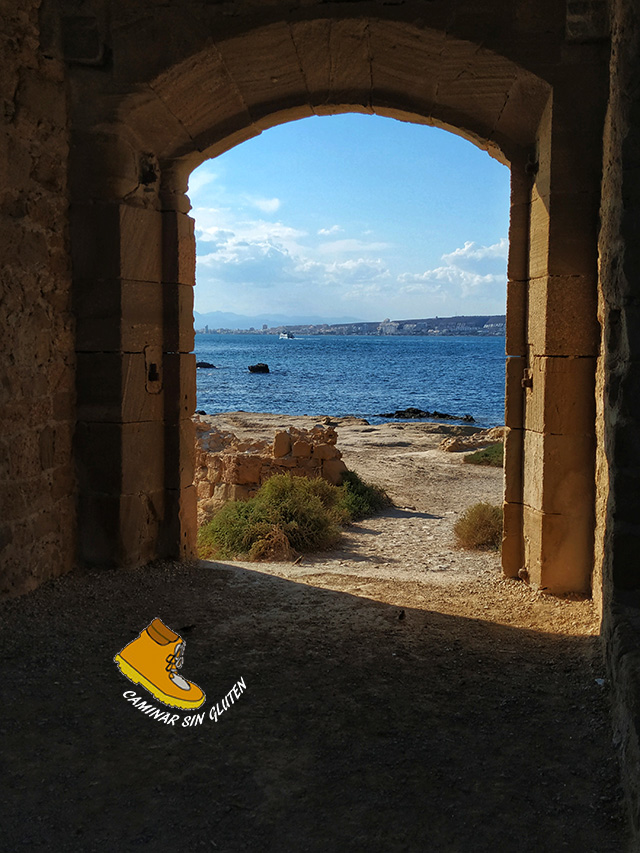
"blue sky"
188,114,510,322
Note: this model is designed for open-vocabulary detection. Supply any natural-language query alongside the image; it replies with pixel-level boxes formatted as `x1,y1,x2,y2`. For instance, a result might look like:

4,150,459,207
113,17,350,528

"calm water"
194,334,506,427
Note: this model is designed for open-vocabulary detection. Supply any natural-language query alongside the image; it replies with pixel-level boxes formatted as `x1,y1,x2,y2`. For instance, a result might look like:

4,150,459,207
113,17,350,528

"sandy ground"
0,413,627,851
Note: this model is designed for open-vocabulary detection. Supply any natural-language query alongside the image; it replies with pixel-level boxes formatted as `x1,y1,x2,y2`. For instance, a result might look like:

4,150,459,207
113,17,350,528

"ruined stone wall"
0,1,74,596
194,419,347,525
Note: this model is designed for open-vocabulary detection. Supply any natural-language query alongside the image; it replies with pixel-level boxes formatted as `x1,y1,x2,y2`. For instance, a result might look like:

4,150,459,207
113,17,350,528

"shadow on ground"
0,561,625,852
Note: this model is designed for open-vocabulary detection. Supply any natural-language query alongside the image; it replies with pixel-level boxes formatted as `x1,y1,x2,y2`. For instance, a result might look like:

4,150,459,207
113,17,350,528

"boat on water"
279,331,295,339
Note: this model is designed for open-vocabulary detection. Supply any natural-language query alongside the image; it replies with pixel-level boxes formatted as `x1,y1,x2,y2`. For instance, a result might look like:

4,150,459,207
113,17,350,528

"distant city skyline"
189,113,510,322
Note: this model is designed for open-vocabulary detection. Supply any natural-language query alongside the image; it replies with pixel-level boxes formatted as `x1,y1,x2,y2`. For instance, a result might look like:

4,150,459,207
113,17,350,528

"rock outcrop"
439,426,505,452
194,417,347,525
379,407,475,422
248,363,269,373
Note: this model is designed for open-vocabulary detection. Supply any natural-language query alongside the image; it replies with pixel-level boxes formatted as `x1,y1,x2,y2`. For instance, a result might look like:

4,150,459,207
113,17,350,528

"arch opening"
69,14,604,599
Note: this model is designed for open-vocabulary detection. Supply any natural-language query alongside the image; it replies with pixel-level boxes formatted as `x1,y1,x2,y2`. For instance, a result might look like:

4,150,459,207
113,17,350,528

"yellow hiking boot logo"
114,617,206,710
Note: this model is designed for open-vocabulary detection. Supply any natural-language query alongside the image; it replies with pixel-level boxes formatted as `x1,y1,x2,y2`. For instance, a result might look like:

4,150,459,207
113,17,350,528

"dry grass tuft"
454,502,503,550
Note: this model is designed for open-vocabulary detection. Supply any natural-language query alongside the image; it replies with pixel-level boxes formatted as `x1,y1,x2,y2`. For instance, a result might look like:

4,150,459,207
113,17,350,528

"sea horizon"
194,333,506,428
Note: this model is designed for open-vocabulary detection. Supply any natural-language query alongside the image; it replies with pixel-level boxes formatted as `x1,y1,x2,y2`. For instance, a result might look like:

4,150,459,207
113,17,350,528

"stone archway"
67,8,607,595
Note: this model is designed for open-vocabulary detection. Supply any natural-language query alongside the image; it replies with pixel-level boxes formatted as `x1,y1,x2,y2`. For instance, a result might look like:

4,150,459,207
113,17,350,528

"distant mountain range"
193,310,362,330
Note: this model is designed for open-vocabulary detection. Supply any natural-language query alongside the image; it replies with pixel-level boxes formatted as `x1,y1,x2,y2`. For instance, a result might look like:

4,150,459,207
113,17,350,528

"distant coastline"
195,314,506,338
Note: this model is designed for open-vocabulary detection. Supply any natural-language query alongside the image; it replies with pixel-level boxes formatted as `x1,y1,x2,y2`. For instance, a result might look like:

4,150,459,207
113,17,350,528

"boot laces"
165,642,185,673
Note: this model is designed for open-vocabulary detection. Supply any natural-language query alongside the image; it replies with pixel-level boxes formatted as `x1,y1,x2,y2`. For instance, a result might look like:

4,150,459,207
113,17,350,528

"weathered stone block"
77,352,165,423
292,439,312,458
197,480,213,500
71,204,162,282
504,356,525,429
528,187,550,281
162,283,195,353
323,458,347,485
119,490,166,567
273,432,291,457
233,455,264,486
161,485,197,560
527,275,600,356
77,492,122,567
524,355,597,435
162,211,196,286
312,443,339,461
74,277,120,351
69,131,140,202
122,280,164,350
523,505,593,593
274,457,298,469
522,429,595,516
164,418,195,491
120,205,163,282
506,281,527,356
503,427,523,504
215,24,306,120
164,353,196,422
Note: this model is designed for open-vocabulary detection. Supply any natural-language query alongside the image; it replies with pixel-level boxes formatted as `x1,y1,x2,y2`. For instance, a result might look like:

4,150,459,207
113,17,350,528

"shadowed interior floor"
0,560,625,852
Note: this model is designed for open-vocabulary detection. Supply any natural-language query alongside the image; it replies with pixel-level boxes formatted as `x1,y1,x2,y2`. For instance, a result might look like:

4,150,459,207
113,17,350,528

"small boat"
279,331,294,339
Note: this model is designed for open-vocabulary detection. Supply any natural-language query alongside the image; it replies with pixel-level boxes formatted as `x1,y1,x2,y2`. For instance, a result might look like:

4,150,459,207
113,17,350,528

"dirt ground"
0,414,628,851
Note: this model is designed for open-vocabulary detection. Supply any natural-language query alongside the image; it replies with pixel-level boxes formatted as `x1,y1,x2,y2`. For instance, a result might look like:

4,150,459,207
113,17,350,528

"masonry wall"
599,0,640,837
598,0,640,600
0,1,75,597
0,0,619,603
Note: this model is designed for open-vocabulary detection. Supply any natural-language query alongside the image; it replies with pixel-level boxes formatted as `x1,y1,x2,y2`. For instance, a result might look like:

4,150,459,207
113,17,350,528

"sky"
188,113,510,323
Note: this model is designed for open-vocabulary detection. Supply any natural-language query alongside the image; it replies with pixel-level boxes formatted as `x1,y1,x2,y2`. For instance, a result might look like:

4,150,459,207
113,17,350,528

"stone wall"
598,0,640,599
600,0,640,843
194,418,347,525
0,2,75,597
0,0,629,610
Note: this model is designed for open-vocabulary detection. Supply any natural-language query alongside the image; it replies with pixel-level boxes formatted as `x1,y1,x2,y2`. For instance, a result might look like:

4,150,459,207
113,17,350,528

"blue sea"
194,334,506,428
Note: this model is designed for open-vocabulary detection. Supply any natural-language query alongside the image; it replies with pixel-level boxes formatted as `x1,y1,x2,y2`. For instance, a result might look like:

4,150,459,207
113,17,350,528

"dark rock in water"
196,361,216,368
248,363,269,373
378,407,474,423
196,410,207,415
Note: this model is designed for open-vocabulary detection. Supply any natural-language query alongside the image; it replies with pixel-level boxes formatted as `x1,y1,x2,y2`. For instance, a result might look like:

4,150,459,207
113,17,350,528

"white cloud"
397,239,507,303
440,238,508,276
187,168,219,195
191,190,506,319
318,238,392,254
244,195,281,213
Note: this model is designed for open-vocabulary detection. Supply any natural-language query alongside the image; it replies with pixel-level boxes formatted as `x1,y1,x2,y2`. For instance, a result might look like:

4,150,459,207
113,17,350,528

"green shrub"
454,502,503,550
463,442,504,467
197,471,390,561
340,470,392,520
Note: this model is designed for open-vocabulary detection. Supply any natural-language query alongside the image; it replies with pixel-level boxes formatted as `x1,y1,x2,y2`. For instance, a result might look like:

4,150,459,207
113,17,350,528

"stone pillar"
72,132,198,568
520,65,605,594
502,151,529,578
160,168,198,562
73,201,167,566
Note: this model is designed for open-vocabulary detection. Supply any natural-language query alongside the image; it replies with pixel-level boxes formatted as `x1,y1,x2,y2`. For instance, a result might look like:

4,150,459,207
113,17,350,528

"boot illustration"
114,618,205,710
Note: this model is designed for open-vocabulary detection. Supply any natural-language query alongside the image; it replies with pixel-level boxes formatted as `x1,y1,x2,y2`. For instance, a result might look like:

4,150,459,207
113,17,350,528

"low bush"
463,442,504,467
197,471,391,561
340,470,392,520
454,502,503,550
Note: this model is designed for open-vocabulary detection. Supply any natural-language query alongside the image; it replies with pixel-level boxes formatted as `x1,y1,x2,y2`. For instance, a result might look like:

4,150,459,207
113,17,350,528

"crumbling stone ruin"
194,419,346,524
